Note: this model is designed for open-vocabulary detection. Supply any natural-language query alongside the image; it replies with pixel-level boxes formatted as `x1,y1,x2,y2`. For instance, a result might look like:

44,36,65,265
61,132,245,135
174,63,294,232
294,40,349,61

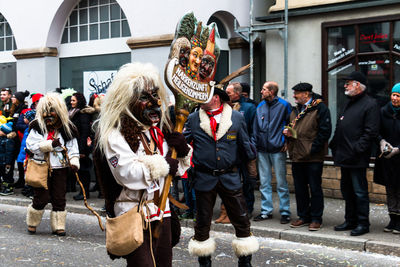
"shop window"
0,13,16,51
62,0,130,43
323,16,400,132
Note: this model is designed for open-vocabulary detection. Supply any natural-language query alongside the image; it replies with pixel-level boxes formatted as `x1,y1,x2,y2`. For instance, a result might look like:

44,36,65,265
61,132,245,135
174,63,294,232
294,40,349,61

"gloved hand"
52,138,61,148
384,147,400,159
70,165,79,173
165,132,190,158
380,139,393,153
165,155,179,176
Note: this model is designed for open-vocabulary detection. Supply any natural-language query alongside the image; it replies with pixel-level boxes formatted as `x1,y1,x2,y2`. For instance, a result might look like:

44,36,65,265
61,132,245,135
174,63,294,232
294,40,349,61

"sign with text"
83,70,116,100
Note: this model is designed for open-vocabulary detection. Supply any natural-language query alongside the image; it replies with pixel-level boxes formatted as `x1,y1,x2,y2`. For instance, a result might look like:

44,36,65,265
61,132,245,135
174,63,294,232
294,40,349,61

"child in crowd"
0,119,16,195
17,110,36,198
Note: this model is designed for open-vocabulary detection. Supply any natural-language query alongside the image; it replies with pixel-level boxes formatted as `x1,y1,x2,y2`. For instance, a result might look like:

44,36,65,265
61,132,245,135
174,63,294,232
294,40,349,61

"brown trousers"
126,217,172,267
195,182,251,241
32,168,68,211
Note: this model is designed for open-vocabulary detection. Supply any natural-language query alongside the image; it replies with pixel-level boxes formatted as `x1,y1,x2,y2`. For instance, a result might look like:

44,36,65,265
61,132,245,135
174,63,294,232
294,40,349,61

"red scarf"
47,130,55,140
206,104,224,141
150,126,164,155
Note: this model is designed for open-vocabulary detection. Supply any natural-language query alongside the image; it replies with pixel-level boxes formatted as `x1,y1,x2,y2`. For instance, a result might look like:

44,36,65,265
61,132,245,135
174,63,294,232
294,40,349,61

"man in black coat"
329,71,380,236
183,88,259,267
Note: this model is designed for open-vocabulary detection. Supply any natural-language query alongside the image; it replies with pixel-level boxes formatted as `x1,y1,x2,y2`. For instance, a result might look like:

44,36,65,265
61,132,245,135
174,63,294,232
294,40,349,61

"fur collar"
199,103,232,141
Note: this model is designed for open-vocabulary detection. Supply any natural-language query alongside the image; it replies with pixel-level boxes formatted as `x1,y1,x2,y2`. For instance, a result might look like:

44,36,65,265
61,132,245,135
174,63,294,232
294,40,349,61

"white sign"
83,70,116,100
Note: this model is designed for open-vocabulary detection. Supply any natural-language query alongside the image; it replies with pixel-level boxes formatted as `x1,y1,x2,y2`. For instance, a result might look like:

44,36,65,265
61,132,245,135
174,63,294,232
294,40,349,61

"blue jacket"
17,127,29,163
236,96,256,135
183,104,256,191
251,97,291,153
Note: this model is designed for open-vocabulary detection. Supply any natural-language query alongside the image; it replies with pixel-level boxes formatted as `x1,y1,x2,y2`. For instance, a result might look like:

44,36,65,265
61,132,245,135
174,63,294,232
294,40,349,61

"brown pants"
32,168,68,211
126,217,172,267
195,182,251,241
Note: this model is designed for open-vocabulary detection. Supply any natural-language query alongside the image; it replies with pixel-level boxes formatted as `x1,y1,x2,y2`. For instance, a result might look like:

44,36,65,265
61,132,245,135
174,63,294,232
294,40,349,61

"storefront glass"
323,17,400,131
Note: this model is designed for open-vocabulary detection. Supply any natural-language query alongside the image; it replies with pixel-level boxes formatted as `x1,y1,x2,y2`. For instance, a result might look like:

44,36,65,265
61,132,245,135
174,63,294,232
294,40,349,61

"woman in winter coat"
69,92,92,200
374,83,400,234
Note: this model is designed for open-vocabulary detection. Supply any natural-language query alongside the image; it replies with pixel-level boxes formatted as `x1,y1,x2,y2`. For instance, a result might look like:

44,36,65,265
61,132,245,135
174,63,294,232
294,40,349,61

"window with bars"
61,0,131,44
0,14,17,51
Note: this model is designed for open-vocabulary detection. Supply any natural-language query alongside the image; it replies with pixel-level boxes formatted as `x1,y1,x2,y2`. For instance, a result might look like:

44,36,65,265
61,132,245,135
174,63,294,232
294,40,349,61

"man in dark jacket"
283,82,331,231
330,71,380,236
184,88,259,267
251,81,292,224
226,82,257,217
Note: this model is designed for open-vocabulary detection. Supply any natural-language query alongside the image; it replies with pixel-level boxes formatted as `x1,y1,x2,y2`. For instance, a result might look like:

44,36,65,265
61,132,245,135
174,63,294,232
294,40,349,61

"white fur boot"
232,235,259,257
26,204,45,234
50,210,67,236
188,237,216,257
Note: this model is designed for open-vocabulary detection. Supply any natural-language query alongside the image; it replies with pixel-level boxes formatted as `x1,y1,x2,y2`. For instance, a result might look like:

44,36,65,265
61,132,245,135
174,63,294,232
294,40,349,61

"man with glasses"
329,71,380,236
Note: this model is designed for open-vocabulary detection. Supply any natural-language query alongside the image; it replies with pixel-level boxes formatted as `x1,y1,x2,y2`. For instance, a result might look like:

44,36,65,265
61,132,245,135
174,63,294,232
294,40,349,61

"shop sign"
83,70,116,100
359,33,388,44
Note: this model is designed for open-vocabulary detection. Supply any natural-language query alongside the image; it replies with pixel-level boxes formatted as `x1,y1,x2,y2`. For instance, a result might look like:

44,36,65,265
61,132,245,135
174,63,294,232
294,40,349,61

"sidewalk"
1,188,400,256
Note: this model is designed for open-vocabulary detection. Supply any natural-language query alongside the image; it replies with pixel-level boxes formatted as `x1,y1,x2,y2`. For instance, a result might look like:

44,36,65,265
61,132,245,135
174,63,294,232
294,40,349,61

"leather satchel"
25,155,50,190
105,193,146,256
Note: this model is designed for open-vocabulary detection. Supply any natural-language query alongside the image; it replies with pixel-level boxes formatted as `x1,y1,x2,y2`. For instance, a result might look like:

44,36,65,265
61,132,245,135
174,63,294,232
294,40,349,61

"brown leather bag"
105,192,146,256
25,154,50,190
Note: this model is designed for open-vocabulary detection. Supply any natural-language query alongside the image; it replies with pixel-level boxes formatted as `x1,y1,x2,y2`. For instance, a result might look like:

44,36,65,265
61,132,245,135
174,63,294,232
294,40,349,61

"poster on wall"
83,70,116,101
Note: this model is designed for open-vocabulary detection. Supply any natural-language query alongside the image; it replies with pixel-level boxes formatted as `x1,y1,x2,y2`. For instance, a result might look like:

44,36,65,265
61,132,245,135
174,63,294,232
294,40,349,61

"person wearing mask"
95,62,191,266
25,93,80,236
330,71,380,236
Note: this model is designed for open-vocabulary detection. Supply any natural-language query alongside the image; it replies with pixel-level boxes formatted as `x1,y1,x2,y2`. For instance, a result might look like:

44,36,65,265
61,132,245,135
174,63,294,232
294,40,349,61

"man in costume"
25,92,80,236
95,62,191,266
184,88,259,267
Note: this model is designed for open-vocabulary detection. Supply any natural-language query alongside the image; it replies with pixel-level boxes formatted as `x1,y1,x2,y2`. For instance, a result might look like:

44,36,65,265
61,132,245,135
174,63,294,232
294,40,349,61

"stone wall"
270,164,387,204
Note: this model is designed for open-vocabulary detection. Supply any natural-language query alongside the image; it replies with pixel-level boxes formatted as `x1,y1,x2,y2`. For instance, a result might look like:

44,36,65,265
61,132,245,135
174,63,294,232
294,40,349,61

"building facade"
0,0,251,101
260,0,400,202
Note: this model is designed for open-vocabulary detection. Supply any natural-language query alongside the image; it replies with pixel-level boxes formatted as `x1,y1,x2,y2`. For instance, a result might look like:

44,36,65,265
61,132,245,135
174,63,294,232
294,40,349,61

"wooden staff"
153,109,189,238
62,146,105,231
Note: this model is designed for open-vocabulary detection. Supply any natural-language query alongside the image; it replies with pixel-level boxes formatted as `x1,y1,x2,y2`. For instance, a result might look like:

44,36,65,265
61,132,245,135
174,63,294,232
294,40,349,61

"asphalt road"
1,203,399,267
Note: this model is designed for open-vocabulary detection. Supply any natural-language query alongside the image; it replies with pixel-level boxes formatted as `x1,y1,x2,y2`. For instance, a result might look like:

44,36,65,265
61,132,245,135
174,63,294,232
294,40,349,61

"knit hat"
292,82,313,92
14,90,30,103
1,122,13,134
392,83,400,94
24,109,36,122
31,93,43,103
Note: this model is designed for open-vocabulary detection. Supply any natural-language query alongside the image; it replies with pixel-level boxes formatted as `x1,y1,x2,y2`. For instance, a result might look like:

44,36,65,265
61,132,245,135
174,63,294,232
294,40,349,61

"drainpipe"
283,0,288,99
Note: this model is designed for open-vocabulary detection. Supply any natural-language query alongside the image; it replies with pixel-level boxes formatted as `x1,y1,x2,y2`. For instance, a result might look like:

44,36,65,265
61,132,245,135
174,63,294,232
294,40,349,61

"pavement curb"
180,218,400,256
2,195,400,257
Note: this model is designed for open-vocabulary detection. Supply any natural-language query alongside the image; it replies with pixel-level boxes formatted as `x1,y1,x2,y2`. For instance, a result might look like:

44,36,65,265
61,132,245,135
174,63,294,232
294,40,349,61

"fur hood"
81,105,97,114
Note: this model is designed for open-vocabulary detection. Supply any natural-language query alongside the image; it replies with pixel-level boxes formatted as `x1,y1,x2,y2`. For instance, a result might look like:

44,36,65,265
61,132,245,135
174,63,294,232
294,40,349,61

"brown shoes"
309,222,322,231
215,204,231,224
290,219,310,228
